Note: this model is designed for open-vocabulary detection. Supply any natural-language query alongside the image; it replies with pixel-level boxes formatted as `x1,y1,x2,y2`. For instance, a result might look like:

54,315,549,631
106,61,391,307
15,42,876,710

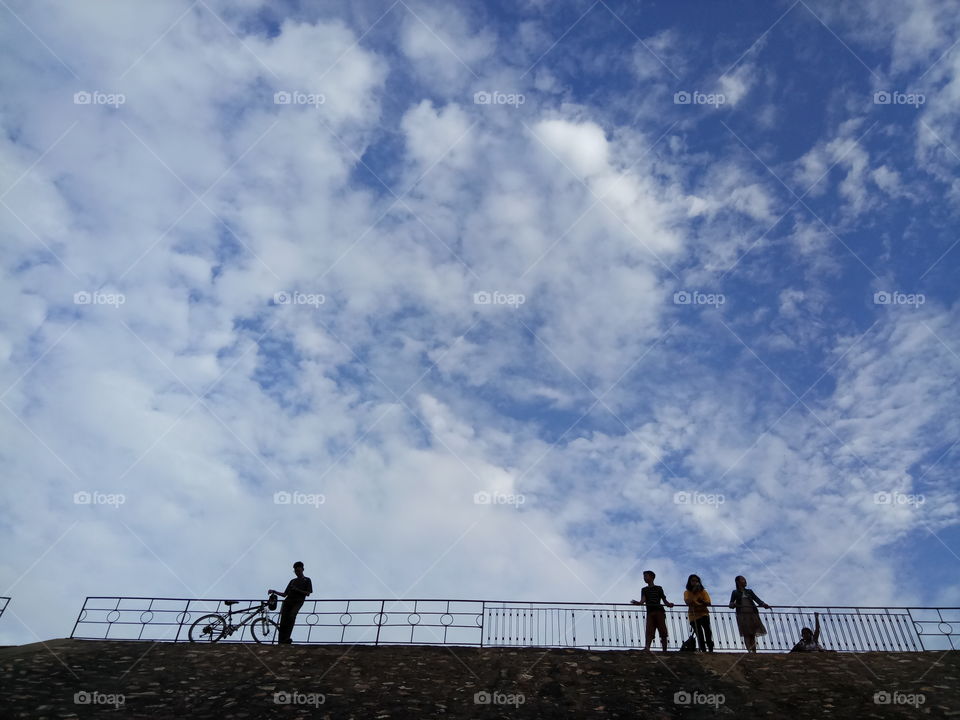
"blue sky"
0,0,958,645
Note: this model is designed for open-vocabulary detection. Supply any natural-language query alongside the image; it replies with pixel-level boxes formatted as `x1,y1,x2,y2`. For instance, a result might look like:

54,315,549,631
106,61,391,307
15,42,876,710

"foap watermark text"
74,491,125,507
274,491,325,507
275,291,325,308
674,290,725,306
874,291,924,307
474,490,525,507
474,290,525,307
474,91,525,107
274,91,325,108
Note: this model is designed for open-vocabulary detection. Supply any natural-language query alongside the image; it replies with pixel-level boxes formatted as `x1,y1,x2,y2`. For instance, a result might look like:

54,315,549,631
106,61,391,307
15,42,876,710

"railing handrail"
73,596,960,611
69,597,958,652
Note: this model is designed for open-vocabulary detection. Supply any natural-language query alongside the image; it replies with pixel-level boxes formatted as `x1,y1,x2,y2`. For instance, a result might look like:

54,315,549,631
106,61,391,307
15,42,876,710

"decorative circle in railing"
106,610,120,623
440,613,454,626
176,611,191,625
408,613,421,625
938,622,953,635
374,613,388,626
140,611,154,624
78,609,87,622
475,614,483,627
306,613,319,626
914,621,924,635
339,613,353,626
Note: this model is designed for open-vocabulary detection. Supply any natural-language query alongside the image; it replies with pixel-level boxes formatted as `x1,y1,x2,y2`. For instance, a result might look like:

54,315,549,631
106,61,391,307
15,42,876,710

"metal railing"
0,597,9,621
70,597,960,652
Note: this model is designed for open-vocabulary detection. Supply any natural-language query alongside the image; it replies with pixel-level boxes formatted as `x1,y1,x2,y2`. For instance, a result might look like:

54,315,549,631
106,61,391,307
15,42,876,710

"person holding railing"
630,570,675,652
728,575,772,653
684,574,714,652
268,561,313,644
790,612,828,652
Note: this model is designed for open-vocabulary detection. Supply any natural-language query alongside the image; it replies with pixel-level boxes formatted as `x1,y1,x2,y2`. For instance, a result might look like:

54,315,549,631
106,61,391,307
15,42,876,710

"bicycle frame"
222,603,268,635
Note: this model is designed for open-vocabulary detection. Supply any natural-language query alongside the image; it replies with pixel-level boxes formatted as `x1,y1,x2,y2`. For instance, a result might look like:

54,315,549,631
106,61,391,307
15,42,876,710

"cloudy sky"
1,0,958,646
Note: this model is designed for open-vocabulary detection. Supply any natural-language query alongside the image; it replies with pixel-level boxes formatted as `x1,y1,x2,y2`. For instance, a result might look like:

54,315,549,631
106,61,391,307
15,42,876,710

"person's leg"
745,633,756,653
692,618,704,651
278,602,294,643
657,613,669,652
285,600,304,644
644,613,654,651
702,616,714,652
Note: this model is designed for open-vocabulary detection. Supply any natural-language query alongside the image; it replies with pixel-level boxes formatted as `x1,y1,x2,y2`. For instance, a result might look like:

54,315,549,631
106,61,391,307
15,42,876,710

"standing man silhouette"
269,561,313,644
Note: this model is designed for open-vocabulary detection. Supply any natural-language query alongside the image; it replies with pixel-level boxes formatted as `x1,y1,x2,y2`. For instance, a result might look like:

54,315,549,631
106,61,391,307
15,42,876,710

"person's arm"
728,590,738,609
813,612,821,643
268,589,286,597
699,590,712,607
750,589,771,609
684,590,692,606
273,579,295,598
305,578,313,596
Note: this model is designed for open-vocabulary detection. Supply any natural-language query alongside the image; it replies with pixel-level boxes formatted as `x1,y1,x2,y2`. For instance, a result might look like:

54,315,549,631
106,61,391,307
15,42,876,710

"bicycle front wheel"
250,617,279,644
189,614,228,643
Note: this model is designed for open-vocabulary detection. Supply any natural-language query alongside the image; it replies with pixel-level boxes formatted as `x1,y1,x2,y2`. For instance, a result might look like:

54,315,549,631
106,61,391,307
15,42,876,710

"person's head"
735,575,747,589
643,570,656,584
293,561,304,576
800,627,813,641
686,574,703,592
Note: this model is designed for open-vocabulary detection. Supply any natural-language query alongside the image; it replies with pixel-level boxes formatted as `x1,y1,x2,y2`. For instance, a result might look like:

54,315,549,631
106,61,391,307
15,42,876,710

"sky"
0,0,958,646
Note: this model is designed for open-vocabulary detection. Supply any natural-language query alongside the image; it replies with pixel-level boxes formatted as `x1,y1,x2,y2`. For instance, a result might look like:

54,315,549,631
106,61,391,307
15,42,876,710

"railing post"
907,608,923,651
69,597,85,639
480,601,485,647
174,599,190,643
375,599,384,646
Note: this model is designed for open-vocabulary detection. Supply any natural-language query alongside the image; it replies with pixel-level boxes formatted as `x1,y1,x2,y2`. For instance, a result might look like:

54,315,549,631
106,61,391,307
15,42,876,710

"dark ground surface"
0,639,957,718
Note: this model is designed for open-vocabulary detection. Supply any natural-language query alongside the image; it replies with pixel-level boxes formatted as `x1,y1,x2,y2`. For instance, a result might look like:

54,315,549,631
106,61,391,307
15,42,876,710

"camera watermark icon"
674,491,725,507
673,290,725,306
674,90,725,106
274,91,325,108
474,690,526,706
274,291,325,308
74,491,125,508
274,491,325,507
873,491,924,507
873,91,925,108
474,490,525,507
74,91,126,108
873,690,925,707
473,290,525,307
873,291,924,307
273,691,325,707
74,691,125,708
673,690,725,708
473,91,525,107
74,290,125,307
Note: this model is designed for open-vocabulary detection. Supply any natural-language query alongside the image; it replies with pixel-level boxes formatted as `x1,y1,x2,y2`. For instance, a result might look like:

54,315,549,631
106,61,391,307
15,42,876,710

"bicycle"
188,599,280,643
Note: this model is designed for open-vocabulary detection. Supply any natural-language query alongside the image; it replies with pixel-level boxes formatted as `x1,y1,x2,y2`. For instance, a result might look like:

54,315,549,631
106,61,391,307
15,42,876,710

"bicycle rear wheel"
189,613,228,643
250,617,280,644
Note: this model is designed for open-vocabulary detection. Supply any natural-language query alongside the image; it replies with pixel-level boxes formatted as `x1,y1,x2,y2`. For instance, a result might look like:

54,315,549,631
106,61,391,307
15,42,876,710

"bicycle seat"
223,600,239,606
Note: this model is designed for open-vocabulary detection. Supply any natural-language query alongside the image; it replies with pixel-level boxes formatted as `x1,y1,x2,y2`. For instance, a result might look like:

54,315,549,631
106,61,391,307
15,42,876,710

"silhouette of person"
728,575,771,653
791,612,827,652
268,561,313,644
630,570,675,652
684,574,714,652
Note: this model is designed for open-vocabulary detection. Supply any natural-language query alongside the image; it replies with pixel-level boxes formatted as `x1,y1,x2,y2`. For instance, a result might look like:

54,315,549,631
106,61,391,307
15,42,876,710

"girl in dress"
728,575,772,653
